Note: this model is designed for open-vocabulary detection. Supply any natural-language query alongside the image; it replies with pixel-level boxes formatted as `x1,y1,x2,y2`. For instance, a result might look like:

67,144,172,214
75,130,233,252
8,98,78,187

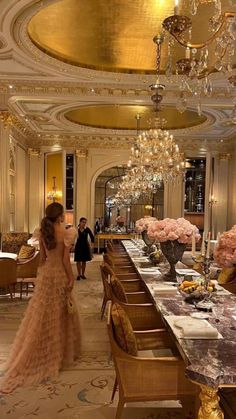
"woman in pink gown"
0,203,81,393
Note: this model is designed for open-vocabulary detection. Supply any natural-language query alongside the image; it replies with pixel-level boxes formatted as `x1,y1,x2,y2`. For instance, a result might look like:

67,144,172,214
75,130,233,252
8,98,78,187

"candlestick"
174,0,179,15
191,234,196,256
201,231,205,256
206,232,211,258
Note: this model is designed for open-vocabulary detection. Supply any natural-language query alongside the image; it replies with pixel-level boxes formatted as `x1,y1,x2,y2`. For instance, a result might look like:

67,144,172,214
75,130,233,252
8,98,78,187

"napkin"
174,317,219,339
152,284,177,294
181,324,218,339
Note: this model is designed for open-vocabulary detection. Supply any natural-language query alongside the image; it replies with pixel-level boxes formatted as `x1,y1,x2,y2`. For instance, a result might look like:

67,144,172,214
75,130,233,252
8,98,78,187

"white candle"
174,0,179,15
185,47,191,59
192,234,196,256
201,232,205,256
216,232,221,242
206,232,211,258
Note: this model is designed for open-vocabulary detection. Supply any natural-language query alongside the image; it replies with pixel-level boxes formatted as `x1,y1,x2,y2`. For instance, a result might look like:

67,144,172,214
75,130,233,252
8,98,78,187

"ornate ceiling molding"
0,79,235,102
24,133,234,153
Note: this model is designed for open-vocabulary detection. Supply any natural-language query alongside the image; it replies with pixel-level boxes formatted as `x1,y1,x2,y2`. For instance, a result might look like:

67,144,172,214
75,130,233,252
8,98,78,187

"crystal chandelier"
47,176,62,202
127,117,185,184
162,0,235,114
115,34,186,204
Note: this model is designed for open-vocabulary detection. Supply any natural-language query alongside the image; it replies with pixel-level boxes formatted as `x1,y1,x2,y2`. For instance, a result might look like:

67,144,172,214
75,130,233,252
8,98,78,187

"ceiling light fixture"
47,176,62,202
162,0,235,114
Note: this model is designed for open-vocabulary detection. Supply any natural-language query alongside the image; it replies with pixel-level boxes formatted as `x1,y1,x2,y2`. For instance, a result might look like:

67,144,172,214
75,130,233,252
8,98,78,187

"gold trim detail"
198,385,224,419
0,111,18,129
218,153,231,161
28,148,41,156
75,149,88,158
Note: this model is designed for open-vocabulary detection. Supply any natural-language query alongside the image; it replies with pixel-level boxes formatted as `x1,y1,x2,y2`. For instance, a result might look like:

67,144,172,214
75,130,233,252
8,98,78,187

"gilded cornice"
0,81,234,101
24,134,233,153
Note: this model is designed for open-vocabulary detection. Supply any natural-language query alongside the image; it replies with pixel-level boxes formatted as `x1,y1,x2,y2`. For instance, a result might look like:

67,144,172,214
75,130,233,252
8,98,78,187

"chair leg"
20,281,23,300
111,377,118,403
115,397,124,419
9,286,13,300
101,296,106,320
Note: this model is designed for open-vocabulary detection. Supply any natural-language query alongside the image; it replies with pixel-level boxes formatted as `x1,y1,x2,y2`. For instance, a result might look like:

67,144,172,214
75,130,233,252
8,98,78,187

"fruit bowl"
178,279,216,303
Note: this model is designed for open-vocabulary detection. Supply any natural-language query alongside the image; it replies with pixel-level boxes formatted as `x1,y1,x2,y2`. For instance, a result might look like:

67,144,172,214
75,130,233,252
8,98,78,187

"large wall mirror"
95,166,164,232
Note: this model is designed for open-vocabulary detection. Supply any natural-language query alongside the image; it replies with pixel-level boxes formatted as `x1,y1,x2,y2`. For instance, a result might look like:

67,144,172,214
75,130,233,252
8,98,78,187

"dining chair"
107,302,197,419
17,252,40,298
0,258,17,299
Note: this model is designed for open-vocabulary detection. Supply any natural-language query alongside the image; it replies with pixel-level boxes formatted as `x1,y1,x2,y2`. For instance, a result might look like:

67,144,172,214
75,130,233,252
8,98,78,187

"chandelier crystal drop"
162,0,235,113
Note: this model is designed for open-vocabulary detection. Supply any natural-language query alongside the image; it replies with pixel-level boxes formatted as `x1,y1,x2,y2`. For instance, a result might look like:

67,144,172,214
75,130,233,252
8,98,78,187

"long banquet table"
96,233,134,253
121,239,236,419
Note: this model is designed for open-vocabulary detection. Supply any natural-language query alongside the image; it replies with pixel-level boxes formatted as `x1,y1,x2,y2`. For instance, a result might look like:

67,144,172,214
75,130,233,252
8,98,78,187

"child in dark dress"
74,217,94,280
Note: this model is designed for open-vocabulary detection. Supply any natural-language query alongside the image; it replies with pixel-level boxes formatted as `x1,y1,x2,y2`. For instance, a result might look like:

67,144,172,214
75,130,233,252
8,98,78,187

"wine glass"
212,305,224,323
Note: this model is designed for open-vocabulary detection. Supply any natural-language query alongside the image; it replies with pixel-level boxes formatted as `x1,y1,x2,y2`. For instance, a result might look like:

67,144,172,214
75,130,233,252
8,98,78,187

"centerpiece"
135,216,163,262
135,217,157,249
214,225,236,268
148,217,200,281
116,215,125,228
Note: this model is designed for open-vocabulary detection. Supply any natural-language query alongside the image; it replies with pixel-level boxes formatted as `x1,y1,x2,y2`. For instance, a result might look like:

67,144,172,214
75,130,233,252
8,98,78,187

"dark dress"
74,227,95,262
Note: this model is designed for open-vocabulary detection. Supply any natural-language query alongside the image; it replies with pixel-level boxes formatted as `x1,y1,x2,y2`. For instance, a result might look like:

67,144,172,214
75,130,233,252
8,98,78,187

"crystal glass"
212,305,224,323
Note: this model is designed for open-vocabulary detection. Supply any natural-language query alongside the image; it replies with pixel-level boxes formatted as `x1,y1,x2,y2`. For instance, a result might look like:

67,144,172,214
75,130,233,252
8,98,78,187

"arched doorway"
94,165,164,232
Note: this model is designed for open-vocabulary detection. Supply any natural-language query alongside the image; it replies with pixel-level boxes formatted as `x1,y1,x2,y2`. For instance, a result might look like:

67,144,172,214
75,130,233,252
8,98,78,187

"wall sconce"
47,176,62,202
209,195,217,206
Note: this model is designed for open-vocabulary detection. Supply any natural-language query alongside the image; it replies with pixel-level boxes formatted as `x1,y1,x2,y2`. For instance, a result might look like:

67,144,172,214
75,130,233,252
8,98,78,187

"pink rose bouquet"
147,217,201,244
214,225,236,267
135,217,157,233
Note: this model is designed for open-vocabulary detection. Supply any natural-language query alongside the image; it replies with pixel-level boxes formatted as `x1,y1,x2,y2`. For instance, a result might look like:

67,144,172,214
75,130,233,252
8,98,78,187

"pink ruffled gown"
0,226,81,393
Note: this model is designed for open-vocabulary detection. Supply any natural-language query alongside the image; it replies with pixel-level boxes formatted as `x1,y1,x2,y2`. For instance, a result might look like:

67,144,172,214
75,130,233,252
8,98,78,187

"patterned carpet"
0,255,195,419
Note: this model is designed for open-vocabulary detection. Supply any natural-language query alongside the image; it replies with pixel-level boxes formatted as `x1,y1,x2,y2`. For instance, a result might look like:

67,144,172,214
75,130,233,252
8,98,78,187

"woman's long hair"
41,203,64,250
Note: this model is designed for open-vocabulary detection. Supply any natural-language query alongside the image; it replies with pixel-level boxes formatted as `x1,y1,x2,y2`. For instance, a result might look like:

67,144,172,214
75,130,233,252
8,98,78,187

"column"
203,152,213,235
28,148,44,232
228,145,236,227
0,120,10,233
75,149,88,226
212,152,230,236
164,179,184,218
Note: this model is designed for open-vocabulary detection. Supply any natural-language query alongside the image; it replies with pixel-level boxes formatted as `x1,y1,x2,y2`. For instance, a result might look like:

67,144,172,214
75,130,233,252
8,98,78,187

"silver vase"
160,240,186,281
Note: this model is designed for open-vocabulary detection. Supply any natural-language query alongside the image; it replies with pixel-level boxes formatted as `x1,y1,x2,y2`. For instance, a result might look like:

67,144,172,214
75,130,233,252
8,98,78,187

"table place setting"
147,282,178,296
138,267,162,278
132,256,150,262
176,268,201,277
165,315,223,340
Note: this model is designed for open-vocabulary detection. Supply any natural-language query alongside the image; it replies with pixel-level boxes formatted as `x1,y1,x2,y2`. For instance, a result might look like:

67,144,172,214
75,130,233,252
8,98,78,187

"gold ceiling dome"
27,0,233,74
65,105,207,130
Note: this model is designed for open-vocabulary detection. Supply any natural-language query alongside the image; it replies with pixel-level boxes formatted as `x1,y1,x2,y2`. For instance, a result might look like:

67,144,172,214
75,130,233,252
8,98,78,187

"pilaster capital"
28,148,41,157
218,152,231,161
75,148,88,158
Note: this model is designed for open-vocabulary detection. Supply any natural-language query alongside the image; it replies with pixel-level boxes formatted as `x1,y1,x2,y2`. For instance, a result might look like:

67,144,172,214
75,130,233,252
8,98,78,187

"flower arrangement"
147,217,201,244
116,215,125,223
135,217,157,233
214,225,236,267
